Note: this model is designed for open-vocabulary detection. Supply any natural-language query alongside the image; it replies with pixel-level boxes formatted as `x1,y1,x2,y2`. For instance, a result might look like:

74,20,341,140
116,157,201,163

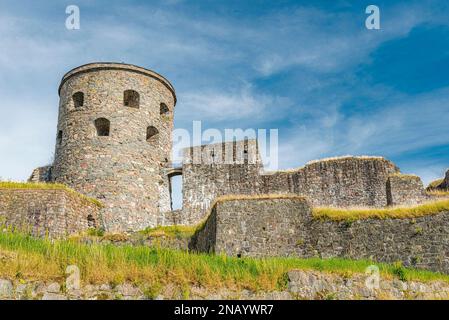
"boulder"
0,279,13,299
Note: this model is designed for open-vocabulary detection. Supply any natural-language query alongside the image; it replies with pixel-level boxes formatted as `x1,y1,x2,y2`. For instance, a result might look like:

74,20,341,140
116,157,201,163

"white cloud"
275,86,449,184
176,84,292,124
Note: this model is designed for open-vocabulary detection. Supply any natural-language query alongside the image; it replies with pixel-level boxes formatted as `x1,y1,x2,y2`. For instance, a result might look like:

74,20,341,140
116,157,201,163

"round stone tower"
52,62,176,232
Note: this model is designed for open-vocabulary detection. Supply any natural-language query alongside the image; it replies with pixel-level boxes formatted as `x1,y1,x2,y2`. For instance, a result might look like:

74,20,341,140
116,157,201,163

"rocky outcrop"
287,270,449,300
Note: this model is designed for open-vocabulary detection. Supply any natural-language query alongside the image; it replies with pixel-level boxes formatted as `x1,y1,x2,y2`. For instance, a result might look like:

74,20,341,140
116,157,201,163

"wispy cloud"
0,0,449,185
176,84,292,124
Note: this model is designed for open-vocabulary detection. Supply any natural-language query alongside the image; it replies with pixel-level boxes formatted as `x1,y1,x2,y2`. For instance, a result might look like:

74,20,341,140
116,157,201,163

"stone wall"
181,140,263,225
386,174,427,206
2,272,449,300
193,196,449,274
0,188,100,238
261,156,400,208
52,63,176,232
28,166,53,183
181,151,401,225
191,196,309,257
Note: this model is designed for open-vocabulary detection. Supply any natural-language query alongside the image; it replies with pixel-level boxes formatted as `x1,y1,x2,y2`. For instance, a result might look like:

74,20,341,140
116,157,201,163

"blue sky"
1,0,449,187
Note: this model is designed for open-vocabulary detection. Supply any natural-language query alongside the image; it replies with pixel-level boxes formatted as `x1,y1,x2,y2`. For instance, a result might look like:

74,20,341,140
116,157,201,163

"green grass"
140,224,202,239
0,181,103,207
313,199,449,221
0,230,448,292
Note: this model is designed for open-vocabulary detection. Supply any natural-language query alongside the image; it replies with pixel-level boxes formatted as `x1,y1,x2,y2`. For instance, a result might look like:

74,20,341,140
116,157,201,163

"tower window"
87,214,96,228
73,92,84,108
95,118,110,136
57,130,63,145
124,90,140,108
243,149,248,161
146,126,159,143
160,103,170,116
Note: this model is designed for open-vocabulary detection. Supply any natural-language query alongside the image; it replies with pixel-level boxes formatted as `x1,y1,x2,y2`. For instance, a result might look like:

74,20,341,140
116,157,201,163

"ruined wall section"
386,174,427,206
28,166,53,183
192,196,310,257
52,63,176,232
0,189,100,238
193,196,449,274
305,213,449,274
441,170,449,189
182,153,402,224
261,157,400,208
181,140,263,225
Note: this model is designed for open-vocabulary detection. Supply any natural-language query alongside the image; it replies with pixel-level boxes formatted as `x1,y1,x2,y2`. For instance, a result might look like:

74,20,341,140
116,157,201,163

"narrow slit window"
124,90,140,108
73,92,84,108
95,118,110,136
57,130,63,145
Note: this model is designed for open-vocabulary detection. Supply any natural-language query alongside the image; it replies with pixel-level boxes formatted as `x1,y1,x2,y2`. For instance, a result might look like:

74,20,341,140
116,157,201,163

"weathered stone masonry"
190,196,310,258
181,149,428,225
193,196,449,274
52,63,176,232
441,170,449,189
386,174,428,206
181,140,263,225
0,189,99,238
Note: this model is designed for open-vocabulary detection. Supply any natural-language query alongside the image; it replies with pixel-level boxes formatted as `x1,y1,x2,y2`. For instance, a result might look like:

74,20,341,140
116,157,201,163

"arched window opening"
87,214,96,228
146,126,159,143
169,172,183,211
57,130,63,145
160,103,170,116
73,92,84,108
95,118,110,137
124,90,140,108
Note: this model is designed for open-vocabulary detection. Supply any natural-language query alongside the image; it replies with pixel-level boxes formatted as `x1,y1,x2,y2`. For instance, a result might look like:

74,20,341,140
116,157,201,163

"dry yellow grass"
0,181,103,207
427,189,449,197
313,199,449,221
389,173,420,179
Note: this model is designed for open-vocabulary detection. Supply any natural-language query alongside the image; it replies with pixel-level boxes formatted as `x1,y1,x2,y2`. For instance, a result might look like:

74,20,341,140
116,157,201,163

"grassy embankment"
1,230,449,294
2,184,449,292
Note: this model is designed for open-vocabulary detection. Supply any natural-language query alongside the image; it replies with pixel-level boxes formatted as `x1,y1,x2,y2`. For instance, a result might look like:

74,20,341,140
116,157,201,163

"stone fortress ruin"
2,62,449,273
